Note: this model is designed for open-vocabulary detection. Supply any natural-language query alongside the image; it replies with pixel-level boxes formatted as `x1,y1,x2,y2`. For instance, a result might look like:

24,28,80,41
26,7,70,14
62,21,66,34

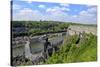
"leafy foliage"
44,33,97,64
12,21,69,37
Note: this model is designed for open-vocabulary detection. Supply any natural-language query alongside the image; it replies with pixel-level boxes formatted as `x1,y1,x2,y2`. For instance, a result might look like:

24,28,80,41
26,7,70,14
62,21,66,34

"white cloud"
18,8,33,15
79,10,87,15
60,3,69,7
61,7,70,11
79,6,97,17
38,5,46,8
79,10,93,17
75,7,97,24
44,11,69,22
46,8,56,12
46,6,70,13
13,5,97,24
13,8,43,21
87,7,97,13
13,7,69,22
46,7,60,12
24,0,33,3
72,15,77,18
13,4,21,10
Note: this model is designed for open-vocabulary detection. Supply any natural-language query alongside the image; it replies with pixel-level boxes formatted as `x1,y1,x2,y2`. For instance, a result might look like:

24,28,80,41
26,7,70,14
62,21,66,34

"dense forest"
12,21,69,37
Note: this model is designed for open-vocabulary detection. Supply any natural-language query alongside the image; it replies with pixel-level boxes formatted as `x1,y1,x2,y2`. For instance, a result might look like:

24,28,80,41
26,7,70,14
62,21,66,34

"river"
12,32,66,58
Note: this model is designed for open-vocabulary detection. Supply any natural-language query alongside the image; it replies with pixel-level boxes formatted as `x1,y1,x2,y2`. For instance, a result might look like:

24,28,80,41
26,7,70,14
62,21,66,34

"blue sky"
12,0,97,24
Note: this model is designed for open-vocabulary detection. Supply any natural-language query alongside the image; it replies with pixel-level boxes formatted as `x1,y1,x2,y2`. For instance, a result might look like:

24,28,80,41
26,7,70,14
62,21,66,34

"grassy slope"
44,33,97,64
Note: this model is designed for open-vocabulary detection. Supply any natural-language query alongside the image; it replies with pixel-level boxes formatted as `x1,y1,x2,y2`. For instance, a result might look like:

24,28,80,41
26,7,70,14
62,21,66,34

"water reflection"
30,40,44,54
